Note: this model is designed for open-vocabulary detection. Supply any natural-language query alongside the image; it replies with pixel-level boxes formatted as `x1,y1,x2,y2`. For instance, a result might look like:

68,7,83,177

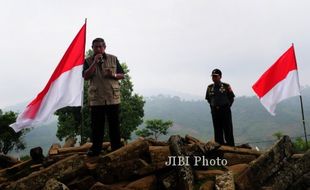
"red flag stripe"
25,24,86,119
252,46,298,98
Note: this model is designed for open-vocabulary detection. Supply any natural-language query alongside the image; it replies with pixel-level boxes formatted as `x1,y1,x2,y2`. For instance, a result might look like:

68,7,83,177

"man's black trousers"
90,104,121,153
211,106,235,146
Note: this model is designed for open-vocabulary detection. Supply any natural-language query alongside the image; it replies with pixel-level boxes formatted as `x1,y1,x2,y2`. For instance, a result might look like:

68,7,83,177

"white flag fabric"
10,24,86,132
252,45,301,115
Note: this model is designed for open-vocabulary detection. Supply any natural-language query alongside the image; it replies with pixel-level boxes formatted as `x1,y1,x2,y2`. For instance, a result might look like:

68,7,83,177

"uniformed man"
83,38,125,156
205,69,235,146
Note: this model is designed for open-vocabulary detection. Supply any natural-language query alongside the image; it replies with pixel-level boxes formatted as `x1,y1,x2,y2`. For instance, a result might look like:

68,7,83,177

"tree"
0,109,29,154
272,131,284,140
292,137,309,152
135,128,152,138
56,50,144,143
119,64,145,140
135,119,173,140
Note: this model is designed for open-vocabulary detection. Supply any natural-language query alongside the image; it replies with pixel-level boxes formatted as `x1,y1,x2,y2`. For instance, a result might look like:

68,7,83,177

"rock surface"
0,135,309,190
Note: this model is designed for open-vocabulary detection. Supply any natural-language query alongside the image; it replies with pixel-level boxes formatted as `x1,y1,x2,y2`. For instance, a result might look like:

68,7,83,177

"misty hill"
141,87,310,148
4,87,310,156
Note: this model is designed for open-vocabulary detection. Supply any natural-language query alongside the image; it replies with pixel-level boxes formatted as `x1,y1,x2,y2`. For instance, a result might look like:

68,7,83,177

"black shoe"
86,150,100,157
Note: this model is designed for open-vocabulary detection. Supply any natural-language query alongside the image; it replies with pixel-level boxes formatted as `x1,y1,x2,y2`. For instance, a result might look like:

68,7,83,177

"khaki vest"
86,54,121,106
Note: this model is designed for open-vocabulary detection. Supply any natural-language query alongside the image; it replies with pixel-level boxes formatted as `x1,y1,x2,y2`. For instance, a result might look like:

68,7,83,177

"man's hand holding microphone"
83,54,102,80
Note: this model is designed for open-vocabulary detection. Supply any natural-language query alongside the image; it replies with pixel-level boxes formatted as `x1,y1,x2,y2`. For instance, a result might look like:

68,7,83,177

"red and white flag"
252,45,301,115
10,23,86,132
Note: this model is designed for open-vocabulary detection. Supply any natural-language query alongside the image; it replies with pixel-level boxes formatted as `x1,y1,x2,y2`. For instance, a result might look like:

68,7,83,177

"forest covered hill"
139,86,310,148
5,87,310,156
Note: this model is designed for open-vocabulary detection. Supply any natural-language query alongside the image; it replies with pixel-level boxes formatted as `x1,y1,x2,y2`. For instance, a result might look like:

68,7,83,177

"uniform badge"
219,84,226,93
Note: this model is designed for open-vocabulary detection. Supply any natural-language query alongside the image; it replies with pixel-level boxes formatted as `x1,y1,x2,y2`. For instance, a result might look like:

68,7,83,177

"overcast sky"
1,0,310,108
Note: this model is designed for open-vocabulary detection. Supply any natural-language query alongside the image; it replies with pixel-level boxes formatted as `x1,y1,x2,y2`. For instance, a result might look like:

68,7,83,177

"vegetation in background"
136,119,173,140
292,137,310,152
143,87,310,147
0,109,29,154
6,85,310,155
272,131,309,152
20,155,31,161
119,64,145,140
272,131,284,140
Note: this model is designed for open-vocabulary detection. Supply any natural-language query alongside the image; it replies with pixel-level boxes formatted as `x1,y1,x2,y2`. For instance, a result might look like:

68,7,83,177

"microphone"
98,55,104,65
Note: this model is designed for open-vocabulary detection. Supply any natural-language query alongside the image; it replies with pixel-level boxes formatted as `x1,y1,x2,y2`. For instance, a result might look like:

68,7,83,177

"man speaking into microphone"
83,38,125,156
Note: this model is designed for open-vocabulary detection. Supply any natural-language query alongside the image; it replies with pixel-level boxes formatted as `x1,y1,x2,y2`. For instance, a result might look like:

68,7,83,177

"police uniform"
205,69,235,146
83,53,124,154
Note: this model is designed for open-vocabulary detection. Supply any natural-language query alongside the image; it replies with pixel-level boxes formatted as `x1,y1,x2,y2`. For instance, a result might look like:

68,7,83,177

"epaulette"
208,84,214,88
222,82,230,87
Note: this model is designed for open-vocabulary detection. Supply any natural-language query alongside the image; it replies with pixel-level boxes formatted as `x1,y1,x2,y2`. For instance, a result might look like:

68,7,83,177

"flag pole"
80,18,87,145
299,95,308,149
292,43,309,149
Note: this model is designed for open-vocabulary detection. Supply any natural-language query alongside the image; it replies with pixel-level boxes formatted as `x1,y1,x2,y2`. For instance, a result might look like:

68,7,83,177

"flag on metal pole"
252,45,300,115
10,23,86,132
252,45,308,148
